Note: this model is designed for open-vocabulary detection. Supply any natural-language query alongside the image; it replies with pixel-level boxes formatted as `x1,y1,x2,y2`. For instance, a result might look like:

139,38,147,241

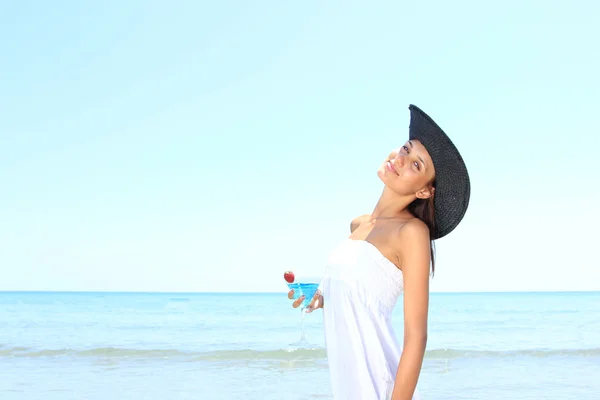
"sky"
1,0,599,293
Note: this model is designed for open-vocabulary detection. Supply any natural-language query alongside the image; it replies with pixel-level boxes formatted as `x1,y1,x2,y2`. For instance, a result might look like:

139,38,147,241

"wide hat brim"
408,104,470,240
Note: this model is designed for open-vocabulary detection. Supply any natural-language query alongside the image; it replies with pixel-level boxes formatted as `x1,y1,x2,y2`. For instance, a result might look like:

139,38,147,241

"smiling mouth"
386,161,398,175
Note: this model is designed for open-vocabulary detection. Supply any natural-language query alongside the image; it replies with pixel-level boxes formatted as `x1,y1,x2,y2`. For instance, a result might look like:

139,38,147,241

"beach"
1,291,599,399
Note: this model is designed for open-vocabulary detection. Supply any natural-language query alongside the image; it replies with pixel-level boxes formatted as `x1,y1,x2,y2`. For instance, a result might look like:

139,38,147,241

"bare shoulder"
350,214,371,233
397,218,430,241
393,218,431,272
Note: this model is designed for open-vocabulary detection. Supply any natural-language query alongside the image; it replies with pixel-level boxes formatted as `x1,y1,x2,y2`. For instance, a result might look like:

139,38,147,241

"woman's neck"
370,186,415,221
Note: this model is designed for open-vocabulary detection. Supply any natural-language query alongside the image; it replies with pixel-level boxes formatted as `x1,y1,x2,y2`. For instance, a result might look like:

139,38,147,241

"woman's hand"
288,289,323,312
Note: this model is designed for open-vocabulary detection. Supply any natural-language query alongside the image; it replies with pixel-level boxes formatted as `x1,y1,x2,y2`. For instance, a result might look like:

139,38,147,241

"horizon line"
0,289,598,295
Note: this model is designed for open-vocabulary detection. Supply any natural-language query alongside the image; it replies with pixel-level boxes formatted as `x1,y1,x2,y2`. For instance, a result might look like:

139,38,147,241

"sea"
1,291,599,400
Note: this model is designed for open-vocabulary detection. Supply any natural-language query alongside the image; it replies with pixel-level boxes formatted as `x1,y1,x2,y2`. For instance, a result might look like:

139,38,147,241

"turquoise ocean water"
1,291,599,399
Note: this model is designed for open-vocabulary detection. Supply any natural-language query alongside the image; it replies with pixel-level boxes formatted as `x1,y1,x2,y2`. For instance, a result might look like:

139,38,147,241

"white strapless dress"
318,239,420,400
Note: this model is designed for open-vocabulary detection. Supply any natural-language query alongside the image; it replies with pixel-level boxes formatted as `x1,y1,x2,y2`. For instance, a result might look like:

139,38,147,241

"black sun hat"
408,104,471,240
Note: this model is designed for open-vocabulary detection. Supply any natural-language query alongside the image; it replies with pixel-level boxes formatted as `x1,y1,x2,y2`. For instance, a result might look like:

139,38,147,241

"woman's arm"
390,220,431,400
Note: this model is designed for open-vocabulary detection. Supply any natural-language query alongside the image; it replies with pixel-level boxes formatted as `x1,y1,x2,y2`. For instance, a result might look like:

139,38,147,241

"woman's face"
377,139,436,198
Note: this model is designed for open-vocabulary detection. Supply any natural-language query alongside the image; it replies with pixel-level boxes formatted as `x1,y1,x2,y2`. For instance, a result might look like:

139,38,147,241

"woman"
288,105,471,400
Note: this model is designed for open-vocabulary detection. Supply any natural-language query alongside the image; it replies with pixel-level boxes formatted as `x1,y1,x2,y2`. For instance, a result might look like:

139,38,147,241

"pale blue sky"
1,1,599,293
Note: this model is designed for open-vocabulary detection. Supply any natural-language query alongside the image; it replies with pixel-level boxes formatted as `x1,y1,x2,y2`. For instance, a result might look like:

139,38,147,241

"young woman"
288,105,471,400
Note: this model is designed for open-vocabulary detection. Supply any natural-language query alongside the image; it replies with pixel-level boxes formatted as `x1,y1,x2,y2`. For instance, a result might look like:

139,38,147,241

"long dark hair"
407,181,437,276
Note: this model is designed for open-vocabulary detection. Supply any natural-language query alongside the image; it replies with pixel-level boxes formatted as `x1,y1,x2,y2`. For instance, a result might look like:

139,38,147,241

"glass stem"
300,308,306,341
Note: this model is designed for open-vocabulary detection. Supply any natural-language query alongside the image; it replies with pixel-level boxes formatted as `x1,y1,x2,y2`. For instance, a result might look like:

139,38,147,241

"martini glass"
287,276,320,347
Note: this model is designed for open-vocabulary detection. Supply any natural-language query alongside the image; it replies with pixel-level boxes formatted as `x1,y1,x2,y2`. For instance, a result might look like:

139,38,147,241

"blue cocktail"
287,281,320,347
287,282,319,309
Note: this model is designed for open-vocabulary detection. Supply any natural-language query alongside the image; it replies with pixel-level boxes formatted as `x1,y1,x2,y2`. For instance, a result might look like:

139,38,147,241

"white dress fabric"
318,238,420,400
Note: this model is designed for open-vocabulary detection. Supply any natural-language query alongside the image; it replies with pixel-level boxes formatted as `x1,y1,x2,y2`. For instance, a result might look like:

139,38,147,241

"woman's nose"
393,154,406,167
